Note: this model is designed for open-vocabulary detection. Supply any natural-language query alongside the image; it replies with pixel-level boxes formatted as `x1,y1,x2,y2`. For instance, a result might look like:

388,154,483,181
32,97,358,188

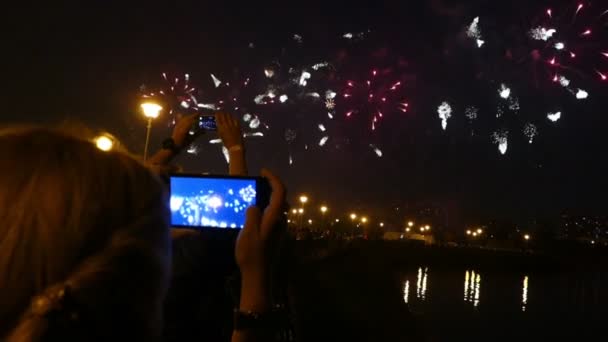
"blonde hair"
0,126,171,341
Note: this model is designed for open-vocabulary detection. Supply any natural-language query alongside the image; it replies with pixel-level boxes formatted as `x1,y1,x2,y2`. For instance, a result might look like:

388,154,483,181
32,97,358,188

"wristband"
161,138,181,154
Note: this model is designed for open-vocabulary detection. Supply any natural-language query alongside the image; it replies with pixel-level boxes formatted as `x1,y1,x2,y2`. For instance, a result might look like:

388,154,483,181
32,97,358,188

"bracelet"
228,145,243,153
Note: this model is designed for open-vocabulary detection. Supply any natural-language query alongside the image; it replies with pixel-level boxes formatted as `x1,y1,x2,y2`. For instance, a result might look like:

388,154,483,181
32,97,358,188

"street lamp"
420,226,425,233
405,227,411,232
308,219,313,225
291,209,297,215
94,134,114,152
361,217,368,224
477,228,483,234
320,206,328,214
299,195,308,205
140,102,162,162
407,221,414,227
524,234,530,241
380,222,384,227
466,230,472,235
350,213,357,220
473,232,478,237
425,225,431,231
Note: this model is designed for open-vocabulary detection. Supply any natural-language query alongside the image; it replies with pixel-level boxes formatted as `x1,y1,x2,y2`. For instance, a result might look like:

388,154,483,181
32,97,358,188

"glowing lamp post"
94,134,114,152
140,102,162,162
320,206,328,230
350,213,357,238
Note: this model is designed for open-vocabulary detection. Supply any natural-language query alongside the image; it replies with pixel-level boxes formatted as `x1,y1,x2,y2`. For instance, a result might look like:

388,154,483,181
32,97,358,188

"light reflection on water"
417,267,428,300
464,270,481,307
405,268,529,310
403,267,428,304
522,275,529,312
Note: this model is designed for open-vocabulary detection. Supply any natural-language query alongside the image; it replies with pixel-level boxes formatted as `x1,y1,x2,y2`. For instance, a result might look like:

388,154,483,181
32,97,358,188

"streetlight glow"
141,102,162,119
361,217,368,223
298,208,304,214
524,234,530,241
466,230,472,235
299,195,308,204
308,219,313,224
425,225,431,231
320,206,328,214
94,135,114,152
473,232,478,237
380,222,384,227
140,102,162,162
350,213,357,220
407,221,414,227
405,228,411,232
477,228,483,234
291,209,297,214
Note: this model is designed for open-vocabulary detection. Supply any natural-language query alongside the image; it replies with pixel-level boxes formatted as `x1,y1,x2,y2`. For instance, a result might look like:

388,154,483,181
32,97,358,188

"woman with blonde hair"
0,126,287,341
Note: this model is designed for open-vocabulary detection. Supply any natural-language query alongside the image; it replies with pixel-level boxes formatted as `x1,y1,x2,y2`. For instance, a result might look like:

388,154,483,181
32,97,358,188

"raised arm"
216,112,248,176
146,113,201,167
232,169,286,342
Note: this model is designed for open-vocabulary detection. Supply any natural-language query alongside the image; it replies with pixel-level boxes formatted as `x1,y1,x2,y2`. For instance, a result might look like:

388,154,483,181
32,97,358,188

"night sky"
2,0,607,225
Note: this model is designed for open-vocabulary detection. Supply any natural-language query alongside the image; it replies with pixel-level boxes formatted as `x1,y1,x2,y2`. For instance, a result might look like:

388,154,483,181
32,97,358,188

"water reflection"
464,270,481,307
416,267,428,300
522,275,529,312
403,280,410,304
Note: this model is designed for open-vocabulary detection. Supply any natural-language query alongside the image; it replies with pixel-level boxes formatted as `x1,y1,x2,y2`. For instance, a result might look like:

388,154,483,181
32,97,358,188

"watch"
161,138,181,153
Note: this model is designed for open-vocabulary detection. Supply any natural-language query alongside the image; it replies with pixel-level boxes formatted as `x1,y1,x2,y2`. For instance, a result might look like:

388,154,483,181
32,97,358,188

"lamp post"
350,213,357,238
140,102,162,162
320,206,328,230
298,208,304,229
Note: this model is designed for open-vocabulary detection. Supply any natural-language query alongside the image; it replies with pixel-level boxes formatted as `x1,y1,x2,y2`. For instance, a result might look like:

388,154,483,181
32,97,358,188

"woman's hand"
216,112,248,175
235,169,286,275
216,112,244,150
172,113,201,148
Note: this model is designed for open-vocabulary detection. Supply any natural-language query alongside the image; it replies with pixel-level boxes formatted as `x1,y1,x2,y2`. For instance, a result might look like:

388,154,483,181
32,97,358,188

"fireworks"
285,129,297,143
299,71,311,86
498,84,511,99
210,74,222,88
529,27,557,41
466,17,485,47
575,89,589,99
370,144,383,157
141,73,197,126
342,69,409,131
547,111,562,122
465,106,478,120
527,2,608,95
523,123,538,144
492,130,509,155
437,102,452,130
